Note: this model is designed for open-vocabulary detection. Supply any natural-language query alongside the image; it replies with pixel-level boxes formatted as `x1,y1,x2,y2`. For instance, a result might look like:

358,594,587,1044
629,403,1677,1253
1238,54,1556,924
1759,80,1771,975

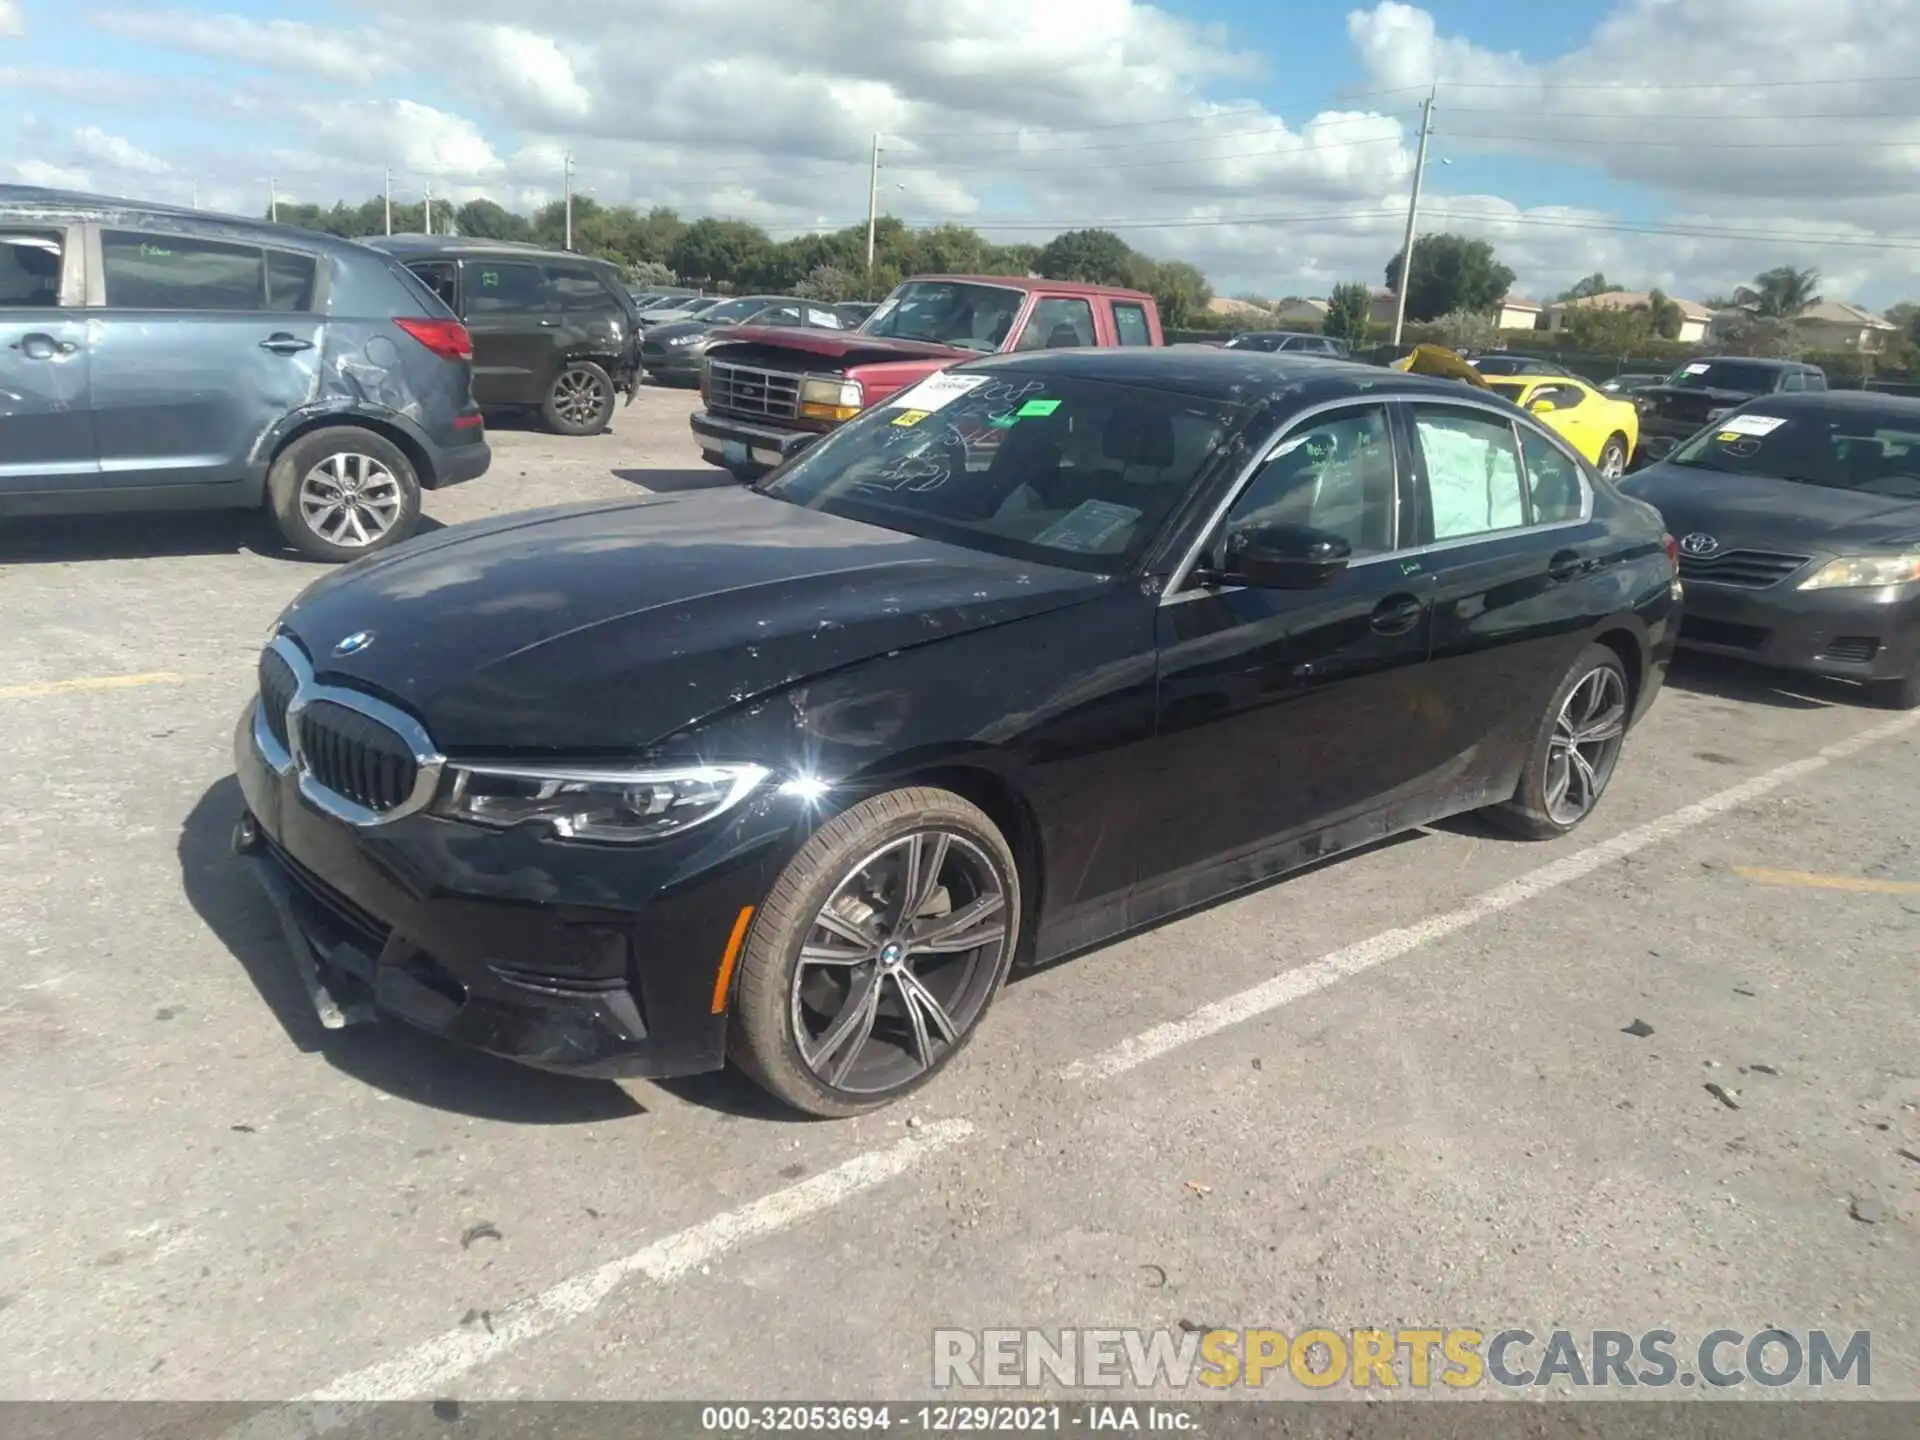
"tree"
792,264,863,302
1561,303,1655,355
667,218,777,287
1732,265,1822,319
1430,308,1498,352
1646,288,1684,341
455,198,531,242
1144,259,1212,328
1383,233,1515,324
1557,272,1613,302
628,259,677,287
980,242,1038,276
1035,228,1140,286
1323,281,1374,346
909,223,988,276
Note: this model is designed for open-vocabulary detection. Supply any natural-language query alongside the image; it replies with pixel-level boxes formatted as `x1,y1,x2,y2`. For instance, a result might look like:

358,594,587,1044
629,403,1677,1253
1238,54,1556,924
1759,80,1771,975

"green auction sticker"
1017,398,1061,417
988,414,1020,428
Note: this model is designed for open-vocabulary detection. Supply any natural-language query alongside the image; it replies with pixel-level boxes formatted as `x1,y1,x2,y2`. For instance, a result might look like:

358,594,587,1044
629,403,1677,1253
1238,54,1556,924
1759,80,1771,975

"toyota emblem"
332,630,375,657
1679,533,1720,558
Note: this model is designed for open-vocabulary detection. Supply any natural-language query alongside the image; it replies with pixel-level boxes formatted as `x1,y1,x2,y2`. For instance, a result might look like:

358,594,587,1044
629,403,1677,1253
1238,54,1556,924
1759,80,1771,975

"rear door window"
805,304,842,328
101,230,267,310
1112,301,1152,346
264,249,319,312
1411,406,1529,540
463,260,550,315
403,261,458,313
0,230,69,307
1015,297,1096,350
548,265,618,311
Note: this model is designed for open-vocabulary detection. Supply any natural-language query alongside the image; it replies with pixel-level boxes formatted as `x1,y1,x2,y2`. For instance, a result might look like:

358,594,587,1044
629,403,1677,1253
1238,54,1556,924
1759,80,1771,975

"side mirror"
1211,521,1352,590
1529,397,1557,415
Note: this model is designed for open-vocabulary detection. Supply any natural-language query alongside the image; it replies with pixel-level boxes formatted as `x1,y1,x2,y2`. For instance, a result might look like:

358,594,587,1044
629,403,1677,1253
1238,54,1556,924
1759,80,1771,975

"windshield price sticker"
886,373,989,411
1681,362,1711,376
891,409,932,427
1716,413,1787,437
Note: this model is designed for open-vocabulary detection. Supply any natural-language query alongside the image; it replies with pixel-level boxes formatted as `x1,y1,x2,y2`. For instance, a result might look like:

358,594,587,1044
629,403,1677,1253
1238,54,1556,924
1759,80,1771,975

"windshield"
762,370,1243,572
702,297,773,325
683,296,719,313
859,281,1027,352
1665,360,1778,392
1486,381,1530,403
1669,408,1920,498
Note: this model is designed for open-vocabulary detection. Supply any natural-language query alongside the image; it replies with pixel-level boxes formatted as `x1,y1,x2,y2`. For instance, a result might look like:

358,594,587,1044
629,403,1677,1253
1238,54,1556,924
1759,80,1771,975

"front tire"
729,787,1020,1117
1486,643,1630,839
1597,434,1629,479
267,426,422,563
542,361,616,435
1868,666,1920,710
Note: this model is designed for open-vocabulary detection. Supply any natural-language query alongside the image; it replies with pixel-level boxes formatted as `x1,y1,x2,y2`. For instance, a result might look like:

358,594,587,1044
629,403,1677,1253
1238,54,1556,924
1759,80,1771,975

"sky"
4,0,1920,309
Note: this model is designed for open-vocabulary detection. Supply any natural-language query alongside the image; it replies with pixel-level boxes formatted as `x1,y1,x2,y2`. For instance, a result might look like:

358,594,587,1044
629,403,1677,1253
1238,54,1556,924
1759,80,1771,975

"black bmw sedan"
1620,390,1920,709
233,349,1679,1116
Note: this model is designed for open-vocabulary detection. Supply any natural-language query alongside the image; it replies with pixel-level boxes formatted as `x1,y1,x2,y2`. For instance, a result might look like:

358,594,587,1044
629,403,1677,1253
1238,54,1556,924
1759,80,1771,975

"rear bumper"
689,410,818,475
1677,579,1920,682
425,425,491,489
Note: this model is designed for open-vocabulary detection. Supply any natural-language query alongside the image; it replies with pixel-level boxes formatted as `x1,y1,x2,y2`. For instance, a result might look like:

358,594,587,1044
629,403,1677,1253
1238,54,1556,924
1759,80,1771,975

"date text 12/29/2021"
700,1405,1196,1434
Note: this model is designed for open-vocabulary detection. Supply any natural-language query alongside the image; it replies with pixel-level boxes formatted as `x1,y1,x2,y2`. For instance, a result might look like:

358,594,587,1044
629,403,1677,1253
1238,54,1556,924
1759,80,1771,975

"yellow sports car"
1390,345,1639,477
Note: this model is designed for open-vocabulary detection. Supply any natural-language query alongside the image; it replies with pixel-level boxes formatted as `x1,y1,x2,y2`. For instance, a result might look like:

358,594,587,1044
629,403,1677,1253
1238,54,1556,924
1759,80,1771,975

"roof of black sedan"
1730,389,1920,416
960,345,1484,404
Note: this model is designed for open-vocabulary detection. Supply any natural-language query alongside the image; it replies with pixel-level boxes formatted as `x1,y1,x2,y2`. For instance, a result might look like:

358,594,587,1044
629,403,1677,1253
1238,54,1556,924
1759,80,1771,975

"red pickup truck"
689,274,1163,479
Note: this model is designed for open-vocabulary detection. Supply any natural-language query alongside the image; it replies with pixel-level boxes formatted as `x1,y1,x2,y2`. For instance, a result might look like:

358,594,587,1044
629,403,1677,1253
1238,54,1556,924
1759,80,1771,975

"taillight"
394,317,472,362
1662,533,1679,569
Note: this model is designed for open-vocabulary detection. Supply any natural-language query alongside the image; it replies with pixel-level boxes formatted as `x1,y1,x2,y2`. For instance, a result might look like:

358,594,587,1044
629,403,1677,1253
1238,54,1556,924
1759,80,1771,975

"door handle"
1547,549,1586,583
1370,592,1427,635
259,333,315,355
8,333,77,359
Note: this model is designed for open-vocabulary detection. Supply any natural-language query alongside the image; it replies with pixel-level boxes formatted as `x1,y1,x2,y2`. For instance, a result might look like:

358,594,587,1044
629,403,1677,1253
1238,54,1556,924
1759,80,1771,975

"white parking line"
1061,709,1920,1083
225,1120,973,1432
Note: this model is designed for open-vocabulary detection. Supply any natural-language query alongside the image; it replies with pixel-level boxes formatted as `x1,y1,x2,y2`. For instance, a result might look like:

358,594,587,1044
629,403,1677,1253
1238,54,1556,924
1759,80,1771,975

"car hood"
276,487,1107,751
718,327,975,364
1619,462,1920,551
644,319,723,345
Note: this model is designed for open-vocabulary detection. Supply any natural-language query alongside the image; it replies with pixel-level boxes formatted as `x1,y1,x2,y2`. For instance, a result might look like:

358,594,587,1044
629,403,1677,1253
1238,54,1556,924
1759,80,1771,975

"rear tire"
267,426,422,563
728,787,1020,1118
542,361,616,435
1485,643,1631,839
1597,434,1629,479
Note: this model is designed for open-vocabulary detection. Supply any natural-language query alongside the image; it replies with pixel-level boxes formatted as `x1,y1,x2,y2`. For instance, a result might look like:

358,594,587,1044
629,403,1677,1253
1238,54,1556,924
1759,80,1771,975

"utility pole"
865,133,881,270
268,175,278,224
190,181,199,210
384,166,393,235
564,153,576,251
1390,85,1436,348
424,180,433,235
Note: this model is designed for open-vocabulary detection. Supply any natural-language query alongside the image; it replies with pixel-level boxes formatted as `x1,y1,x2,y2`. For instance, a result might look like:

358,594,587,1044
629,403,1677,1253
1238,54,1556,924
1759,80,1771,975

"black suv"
1632,356,1827,465
365,236,640,436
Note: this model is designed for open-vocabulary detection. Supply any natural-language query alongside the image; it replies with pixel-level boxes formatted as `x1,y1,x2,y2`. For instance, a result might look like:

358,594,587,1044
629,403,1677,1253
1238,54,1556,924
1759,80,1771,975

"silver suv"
0,187,490,561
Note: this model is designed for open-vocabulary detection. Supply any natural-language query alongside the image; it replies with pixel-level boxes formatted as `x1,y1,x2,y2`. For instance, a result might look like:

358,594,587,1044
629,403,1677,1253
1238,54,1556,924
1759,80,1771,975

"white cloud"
72,125,169,175
18,0,1920,305
91,9,402,84
0,0,24,38
10,158,94,189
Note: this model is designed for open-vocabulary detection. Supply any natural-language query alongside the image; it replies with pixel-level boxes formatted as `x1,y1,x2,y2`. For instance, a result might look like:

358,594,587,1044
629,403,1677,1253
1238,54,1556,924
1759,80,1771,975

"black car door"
458,258,557,405
1403,399,1609,804
547,262,633,377
1144,401,1435,920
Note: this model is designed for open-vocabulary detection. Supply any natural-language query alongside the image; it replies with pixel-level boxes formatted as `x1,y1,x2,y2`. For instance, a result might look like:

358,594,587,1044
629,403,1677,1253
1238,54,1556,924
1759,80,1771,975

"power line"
1443,131,1920,149
1438,105,1920,120
888,110,1419,157
1362,72,1920,92
888,103,1272,140
890,133,1410,176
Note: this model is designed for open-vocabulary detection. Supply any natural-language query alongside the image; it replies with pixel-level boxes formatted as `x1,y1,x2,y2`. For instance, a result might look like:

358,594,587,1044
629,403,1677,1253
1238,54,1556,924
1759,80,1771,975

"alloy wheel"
553,368,610,428
1545,665,1627,825
297,453,404,549
1598,442,1627,479
790,829,1011,1095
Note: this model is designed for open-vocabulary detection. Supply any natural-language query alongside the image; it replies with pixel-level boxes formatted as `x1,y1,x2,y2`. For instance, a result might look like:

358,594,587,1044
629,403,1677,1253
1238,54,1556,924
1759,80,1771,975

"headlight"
1798,554,1920,590
435,762,768,843
799,376,864,422
668,333,702,347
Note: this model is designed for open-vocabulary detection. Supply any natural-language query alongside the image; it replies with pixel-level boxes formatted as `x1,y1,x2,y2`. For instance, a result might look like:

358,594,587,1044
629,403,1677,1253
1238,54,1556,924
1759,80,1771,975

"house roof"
1273,297,1330,315
1498,295,1542,311
1207,296,1271,317
1551,289,1713,321
1793,300,1898,330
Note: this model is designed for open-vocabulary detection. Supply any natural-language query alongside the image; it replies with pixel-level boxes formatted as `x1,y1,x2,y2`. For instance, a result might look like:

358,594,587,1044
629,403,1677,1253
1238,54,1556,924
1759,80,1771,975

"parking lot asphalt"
1,390,1916,1405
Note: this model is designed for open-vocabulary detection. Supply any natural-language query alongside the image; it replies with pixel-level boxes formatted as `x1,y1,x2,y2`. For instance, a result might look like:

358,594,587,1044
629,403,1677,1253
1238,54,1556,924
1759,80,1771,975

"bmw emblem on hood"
332,630,375,657
1679,533,1720,558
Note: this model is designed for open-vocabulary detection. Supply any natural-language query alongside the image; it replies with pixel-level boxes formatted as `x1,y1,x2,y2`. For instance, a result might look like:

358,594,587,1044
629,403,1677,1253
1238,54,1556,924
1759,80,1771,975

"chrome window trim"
1159,391,1595,607
252,634,446,828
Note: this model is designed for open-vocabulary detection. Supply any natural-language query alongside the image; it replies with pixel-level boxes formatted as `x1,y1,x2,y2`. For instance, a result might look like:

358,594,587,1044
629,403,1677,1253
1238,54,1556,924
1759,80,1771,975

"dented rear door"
85,226,324,491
